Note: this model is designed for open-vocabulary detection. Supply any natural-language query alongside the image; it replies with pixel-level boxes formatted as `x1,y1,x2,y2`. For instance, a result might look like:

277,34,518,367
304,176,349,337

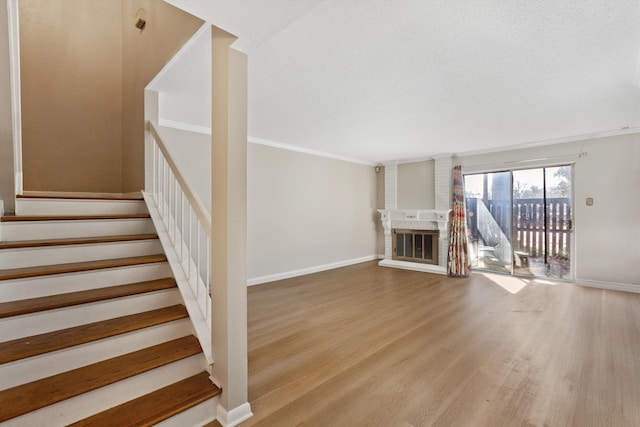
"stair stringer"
142,192,214,369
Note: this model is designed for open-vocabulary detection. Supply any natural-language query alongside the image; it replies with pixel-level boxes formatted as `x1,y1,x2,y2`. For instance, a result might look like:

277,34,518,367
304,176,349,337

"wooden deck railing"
467,198,572,258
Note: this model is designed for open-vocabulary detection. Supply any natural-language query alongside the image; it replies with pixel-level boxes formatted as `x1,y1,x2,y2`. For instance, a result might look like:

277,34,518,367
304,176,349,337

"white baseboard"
378,258,447,275
576,279,640,294
216,402,253,427
247,255,379,286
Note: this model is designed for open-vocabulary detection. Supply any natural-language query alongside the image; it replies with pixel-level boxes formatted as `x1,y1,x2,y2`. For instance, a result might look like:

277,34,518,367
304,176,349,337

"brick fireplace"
378,155,453,275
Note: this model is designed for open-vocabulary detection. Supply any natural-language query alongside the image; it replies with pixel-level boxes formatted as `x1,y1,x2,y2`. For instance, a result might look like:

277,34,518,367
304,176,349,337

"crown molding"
456,127,640,158
247,136,376,166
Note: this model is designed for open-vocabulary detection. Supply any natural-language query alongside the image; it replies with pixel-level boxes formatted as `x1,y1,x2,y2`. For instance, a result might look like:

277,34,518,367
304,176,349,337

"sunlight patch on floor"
479,272,562,294
479,272,530,294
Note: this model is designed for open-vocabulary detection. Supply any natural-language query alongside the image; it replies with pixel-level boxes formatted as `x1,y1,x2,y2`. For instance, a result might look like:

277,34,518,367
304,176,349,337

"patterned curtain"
447,165,471,277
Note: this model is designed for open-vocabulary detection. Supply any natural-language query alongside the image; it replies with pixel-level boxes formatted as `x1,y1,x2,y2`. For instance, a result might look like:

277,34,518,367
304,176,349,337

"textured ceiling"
167,0,640,164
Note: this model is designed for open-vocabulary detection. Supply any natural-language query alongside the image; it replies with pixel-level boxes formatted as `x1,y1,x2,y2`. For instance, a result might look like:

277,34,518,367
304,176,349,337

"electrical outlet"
586,197,593,206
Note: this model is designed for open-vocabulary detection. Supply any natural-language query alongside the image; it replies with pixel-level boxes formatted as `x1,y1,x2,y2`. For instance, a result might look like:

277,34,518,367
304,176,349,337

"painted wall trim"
248,136,377,166
378,258,447,275
153,122,640,170
155,120,377,166
158,118,211,134
247,255,379,286
576,279,640,294
216,402,253,427
8,0,22,195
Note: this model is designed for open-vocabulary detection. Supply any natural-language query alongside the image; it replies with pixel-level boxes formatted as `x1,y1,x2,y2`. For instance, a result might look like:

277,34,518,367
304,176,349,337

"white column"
433,154,453,211
433,154,453,267
211,26,252,426
384,161,398,210
382,162,398,259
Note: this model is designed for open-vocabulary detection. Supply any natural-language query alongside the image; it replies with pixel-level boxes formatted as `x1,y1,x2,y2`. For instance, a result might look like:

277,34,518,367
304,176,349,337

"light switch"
586,197,593,206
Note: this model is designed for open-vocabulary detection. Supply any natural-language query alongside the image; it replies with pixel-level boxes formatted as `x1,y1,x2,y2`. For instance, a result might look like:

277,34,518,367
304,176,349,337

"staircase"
0,194,220,426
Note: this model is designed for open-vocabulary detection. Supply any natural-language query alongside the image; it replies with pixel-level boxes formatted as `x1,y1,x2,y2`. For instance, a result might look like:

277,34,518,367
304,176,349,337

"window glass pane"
464,171,512,274
545,166,572,279
513,168,545,277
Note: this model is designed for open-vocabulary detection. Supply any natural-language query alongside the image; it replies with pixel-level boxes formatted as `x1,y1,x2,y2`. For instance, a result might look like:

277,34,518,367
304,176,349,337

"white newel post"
211,26,252,426
143,89,159,192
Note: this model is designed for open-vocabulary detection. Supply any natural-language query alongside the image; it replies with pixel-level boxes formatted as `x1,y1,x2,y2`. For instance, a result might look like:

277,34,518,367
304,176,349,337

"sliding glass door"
465,165,573,279
465,172,512,274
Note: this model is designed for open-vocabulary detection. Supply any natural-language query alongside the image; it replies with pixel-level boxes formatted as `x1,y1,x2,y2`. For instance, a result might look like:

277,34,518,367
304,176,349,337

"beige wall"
457,133,640,287
17,0,201,193
0,1,15,212
247,144,379,281
19,0,123,192
120,0,202,192
397,160,435,209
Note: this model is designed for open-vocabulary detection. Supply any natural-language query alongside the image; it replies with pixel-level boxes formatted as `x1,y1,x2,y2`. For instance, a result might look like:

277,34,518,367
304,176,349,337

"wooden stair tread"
18,191,143,201
0,213,150,222
0,304,187,364
0,254,167,281
0,234,158,250
0,278,176,319
0,335,202,422
69,372,220,427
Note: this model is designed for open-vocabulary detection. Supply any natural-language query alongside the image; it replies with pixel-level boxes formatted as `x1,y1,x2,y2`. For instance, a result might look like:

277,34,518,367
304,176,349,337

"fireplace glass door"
393,229,438,264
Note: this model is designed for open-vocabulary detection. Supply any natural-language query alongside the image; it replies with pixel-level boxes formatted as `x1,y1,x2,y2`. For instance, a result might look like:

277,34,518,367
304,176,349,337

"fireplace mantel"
377,209,451,234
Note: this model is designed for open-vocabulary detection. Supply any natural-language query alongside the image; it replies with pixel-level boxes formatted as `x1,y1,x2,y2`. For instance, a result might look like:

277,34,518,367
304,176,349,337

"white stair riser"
1,319,193,390
154,396,219,427
0,290,182,341
1,218,156,241
16,199,148,216
0,263,171,301
0,239,162,269
4,354,206,427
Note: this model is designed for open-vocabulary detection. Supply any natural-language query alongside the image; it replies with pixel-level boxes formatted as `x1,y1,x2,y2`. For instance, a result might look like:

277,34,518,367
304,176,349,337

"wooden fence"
467,198,572,259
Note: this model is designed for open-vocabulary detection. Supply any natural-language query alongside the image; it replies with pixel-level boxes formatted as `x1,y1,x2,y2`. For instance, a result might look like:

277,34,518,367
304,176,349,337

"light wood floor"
238,261,640,426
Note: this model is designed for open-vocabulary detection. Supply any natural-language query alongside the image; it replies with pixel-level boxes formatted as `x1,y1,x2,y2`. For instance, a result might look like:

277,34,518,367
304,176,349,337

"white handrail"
144,119,213,364
148,121,211,236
